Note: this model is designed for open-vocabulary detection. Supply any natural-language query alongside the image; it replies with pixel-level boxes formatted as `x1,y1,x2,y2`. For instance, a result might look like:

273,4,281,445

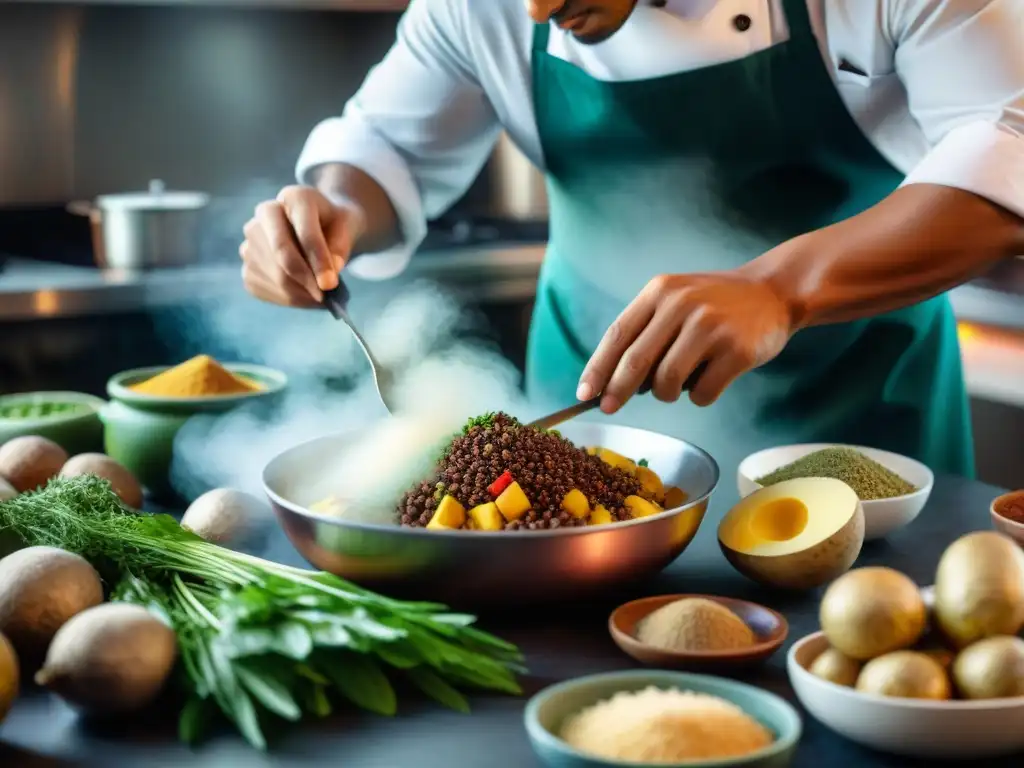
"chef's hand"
577,272,795,412
240,185,364,308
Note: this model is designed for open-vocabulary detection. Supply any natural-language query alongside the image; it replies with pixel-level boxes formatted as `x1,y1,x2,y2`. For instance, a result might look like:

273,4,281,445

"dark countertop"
0,473,1017,767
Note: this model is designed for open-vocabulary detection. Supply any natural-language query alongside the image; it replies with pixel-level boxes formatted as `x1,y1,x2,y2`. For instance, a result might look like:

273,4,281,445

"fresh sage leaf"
272,622,314,660
236,665,302,722
406,667,470,714
317,652,397,716
178,695,211,744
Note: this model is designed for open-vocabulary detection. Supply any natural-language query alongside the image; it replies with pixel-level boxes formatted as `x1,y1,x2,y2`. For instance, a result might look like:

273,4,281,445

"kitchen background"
0,0,1021,488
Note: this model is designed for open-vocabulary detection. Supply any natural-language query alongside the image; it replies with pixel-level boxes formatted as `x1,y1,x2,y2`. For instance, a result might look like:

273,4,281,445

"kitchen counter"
0,246,545,320
0,472,1016,767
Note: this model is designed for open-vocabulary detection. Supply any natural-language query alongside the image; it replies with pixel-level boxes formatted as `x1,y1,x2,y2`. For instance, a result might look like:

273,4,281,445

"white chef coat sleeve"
894,0,1024,221
295,0,501,280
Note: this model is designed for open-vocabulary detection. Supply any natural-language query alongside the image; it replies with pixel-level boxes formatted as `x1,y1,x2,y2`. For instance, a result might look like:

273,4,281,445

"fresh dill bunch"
0,475,202,584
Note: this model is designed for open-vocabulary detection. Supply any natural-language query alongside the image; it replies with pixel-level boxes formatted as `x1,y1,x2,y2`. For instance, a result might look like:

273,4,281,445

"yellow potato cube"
625,495,660,519
561,489,590,519
469,502,504,531
597,448,637,476
589,505,614,526
663,486,689,509
585,446,599,456
427,495,466,530
496,481,531,521
636,466,665,503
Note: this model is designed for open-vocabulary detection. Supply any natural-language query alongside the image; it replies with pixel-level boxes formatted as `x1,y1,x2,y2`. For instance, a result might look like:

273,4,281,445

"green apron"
525,0,974,506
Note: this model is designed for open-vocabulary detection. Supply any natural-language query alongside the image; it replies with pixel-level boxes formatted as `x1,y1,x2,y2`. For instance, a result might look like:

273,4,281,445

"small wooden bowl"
609,593,789,671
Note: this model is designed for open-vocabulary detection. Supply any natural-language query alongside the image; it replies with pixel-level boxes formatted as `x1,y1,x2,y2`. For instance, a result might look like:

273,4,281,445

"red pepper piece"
488,470,513,498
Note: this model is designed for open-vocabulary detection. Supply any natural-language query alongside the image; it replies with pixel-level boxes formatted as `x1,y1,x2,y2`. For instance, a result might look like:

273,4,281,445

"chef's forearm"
743,184,1024,330
310,162,403,256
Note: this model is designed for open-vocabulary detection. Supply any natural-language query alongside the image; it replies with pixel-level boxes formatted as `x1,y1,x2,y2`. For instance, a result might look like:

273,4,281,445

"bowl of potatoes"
788,531,1024,759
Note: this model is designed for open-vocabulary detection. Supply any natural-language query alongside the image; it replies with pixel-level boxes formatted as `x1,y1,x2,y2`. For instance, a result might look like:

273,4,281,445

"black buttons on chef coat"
733,14,752,32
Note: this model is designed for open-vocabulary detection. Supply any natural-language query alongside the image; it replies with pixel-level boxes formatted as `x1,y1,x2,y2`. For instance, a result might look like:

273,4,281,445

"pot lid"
96,179,209,211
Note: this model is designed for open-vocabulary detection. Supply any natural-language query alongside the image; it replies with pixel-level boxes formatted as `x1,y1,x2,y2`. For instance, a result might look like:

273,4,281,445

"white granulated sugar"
559,686,773,764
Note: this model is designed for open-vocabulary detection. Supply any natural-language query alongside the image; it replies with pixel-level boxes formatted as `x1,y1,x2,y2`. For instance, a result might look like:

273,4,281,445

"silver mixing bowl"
263,422,719,605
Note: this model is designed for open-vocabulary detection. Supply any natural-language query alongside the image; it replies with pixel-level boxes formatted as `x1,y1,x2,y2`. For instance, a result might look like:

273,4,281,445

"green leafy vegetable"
0,476,524,750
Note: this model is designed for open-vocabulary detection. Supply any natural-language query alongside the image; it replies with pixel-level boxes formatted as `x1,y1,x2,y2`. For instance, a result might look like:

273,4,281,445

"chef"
240,0,1024,483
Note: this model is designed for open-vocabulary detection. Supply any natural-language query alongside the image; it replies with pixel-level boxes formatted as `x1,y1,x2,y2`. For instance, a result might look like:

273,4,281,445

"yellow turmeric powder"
130,355,264,398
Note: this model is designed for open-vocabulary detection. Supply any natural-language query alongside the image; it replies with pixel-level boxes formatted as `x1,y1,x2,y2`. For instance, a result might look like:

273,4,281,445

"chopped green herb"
638,459,649,468
461,412,498,434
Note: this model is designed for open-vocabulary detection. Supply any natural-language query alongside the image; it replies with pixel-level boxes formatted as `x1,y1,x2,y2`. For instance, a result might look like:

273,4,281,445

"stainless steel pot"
69,180,210,270
263,422,719,607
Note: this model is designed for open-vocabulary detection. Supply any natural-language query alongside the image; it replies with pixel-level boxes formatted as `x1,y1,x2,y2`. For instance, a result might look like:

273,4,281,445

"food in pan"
394,413,688,531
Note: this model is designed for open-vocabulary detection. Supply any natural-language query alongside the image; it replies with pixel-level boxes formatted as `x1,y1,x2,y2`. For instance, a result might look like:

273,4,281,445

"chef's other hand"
240,185,364,308
577,272,794,412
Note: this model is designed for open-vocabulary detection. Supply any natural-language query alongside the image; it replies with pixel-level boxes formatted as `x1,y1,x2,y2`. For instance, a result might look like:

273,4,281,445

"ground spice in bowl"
756,447,916,501
130,355,264,398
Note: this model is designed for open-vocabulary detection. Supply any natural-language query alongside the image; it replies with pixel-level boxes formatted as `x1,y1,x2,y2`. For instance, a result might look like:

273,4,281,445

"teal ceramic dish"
0,391,106,455
525,670,801,768
101,364,287,496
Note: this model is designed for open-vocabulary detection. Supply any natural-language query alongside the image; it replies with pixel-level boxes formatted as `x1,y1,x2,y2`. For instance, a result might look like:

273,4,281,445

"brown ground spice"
397,413,650,530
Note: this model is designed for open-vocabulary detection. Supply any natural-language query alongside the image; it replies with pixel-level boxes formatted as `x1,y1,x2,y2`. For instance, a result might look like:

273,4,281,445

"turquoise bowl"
100,364,287,497
0,391,106,455
525,670,801,768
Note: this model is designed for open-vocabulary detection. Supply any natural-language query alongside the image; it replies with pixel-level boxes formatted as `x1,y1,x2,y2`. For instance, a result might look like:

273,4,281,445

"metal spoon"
322,281,399,414
527,362,709,430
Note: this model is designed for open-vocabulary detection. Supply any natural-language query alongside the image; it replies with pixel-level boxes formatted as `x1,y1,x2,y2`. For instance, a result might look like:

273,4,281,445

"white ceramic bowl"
737,444,933,541
788,630,1024,759
990,490,1024,546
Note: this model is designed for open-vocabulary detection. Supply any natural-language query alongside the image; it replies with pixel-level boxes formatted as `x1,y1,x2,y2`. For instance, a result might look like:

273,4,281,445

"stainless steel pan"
263,422,719,606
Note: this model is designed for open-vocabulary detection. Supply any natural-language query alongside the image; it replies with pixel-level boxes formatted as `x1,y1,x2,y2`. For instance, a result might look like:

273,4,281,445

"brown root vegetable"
0,631,18,724
59,453,143,509
181,488,270,549
0,436,68,493
35,603,177,715
0,546,104,669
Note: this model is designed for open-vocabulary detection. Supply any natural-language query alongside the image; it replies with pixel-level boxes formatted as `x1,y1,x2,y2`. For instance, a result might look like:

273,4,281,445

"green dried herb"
756,447,916,501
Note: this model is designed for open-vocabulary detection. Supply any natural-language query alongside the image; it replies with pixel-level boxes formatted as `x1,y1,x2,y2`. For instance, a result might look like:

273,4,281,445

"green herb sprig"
0,476,524,749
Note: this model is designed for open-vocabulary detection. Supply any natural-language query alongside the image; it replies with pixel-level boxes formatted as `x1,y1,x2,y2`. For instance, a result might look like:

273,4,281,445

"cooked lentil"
397,413,651,530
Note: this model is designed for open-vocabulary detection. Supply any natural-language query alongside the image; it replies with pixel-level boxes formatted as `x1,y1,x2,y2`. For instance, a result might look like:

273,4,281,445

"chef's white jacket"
296,0,1024,279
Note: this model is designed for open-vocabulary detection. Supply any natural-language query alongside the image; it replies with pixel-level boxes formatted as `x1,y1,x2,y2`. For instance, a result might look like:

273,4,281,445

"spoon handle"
527,362,709,431
322,282,351,321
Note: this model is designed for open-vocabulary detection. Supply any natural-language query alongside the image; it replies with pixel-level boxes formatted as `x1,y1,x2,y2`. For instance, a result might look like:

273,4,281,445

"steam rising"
167,281,539,523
